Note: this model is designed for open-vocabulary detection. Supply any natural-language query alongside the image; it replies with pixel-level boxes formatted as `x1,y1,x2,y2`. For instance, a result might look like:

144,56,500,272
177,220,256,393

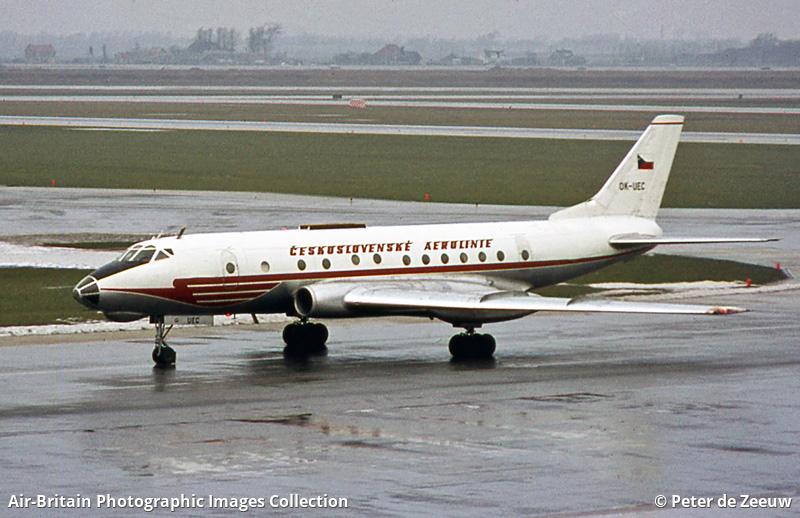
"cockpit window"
154,250,170,261
117,245,157,263
133,246,156,262
119,246,141,262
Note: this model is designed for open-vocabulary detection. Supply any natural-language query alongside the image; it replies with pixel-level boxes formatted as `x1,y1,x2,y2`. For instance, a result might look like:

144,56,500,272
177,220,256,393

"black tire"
449,333,495,360
152,345,176,366
448,334,466,358
282,322,300,345
313,323,329,344
480,334,496,357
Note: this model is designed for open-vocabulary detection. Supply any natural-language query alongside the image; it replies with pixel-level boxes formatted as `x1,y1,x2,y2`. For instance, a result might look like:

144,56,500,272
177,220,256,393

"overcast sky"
2,0,798,40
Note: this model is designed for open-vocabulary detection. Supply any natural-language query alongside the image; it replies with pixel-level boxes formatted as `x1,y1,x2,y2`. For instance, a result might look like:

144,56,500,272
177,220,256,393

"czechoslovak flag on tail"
637,155,654,170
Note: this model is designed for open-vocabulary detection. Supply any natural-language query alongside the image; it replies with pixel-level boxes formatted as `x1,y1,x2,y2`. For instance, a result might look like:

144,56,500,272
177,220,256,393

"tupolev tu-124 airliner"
73,115,775,365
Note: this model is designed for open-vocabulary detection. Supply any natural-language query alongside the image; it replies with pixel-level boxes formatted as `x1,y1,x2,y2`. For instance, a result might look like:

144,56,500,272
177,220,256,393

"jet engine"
293,282,360,318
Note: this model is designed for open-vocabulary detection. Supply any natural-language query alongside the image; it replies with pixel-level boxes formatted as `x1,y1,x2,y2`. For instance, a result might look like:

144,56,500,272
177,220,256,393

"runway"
1,115,797,145
1,94,797,115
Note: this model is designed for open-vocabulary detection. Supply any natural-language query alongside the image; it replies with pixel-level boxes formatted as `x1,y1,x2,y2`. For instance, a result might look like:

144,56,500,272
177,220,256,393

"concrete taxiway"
1,291,798,516
1,187,799,515
0,116,797,145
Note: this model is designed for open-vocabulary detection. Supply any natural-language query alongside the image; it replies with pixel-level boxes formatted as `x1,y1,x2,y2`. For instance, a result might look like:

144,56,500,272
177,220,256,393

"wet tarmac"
1,291,799,516
1,187,799,515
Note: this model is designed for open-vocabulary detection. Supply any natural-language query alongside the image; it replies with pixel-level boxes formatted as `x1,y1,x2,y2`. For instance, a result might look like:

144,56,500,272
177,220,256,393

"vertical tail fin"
550,114,684,221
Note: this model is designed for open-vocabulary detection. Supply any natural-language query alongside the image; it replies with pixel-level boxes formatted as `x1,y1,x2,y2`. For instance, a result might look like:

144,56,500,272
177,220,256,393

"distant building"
332,44,422,66
431,53,483,66
24,44,56,63
373,44,421,65
483,49,504,63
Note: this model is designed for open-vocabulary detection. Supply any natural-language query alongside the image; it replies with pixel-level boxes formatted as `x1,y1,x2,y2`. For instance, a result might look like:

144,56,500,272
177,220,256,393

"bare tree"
247,24,282,55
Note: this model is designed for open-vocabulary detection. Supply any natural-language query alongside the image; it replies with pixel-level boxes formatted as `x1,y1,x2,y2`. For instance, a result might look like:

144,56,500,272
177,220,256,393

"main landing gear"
449,329,496,360
151,316,176,367
282,320,329,356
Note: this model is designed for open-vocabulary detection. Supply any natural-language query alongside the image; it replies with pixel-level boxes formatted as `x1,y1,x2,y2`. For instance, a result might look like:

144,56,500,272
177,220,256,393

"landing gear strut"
282,320,328,356
151,316,176,367
449,328,496,360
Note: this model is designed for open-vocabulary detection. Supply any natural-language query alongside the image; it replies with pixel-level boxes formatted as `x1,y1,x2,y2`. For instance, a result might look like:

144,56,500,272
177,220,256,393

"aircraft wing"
609,233,779,248
343,283,745,316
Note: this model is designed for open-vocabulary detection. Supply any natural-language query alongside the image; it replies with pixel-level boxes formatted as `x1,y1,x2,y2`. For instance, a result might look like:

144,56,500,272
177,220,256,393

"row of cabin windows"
291,249,531,271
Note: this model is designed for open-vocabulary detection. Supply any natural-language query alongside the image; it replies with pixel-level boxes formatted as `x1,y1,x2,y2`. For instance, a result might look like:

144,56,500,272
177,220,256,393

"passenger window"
422,254,430,265
322,258,331,269
521,250,530,261
497,251,505,261
478,251,487,262
373,253,382,264
297,259,306,271
260,261,270,272
402,255,411,266
441,253,449,264
351,254,360,265
460,252,468,263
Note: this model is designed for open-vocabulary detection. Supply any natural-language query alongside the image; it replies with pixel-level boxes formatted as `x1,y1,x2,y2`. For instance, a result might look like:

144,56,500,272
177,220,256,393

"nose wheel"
449,329,496,360
151,317,176,367
282,321,328,356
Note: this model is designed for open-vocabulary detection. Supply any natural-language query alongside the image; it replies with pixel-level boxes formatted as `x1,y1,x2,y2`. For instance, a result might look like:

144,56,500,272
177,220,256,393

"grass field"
0,101,797,134
0,126,797,208
0,255,784,326
0,267,95,326
2,67,799,89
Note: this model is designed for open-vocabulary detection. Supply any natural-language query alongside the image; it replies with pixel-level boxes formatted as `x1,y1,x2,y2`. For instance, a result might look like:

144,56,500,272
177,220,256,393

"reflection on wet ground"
1,292,799,515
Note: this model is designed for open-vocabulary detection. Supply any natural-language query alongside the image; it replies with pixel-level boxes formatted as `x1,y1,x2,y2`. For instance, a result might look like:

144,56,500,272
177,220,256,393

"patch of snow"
0,241,118,269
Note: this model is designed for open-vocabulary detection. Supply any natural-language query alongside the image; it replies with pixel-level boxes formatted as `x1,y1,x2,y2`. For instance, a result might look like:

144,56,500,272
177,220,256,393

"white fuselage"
81,215,660,321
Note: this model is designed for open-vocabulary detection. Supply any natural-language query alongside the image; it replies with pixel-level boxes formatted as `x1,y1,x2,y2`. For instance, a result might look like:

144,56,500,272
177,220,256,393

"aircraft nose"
73,275,100,308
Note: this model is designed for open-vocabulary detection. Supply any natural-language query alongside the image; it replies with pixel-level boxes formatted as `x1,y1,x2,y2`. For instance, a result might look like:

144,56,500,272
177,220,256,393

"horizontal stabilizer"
609,234,779,249
344,285,746,316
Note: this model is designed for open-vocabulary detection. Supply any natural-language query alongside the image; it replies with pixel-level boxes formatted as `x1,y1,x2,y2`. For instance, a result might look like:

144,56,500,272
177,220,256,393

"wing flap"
344,286,745,316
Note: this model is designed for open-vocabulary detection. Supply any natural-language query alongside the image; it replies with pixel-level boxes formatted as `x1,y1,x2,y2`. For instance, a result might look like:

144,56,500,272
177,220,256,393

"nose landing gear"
151,316,176,367
282,320,328,356
449,328,496,360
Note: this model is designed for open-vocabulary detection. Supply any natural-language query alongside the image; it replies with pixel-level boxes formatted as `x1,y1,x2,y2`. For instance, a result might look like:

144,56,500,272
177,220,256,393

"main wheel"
449,333,495,360
282,322,328,356
282,322,301,344
479,334,496,357
448,333,468,358
312,323,329,344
